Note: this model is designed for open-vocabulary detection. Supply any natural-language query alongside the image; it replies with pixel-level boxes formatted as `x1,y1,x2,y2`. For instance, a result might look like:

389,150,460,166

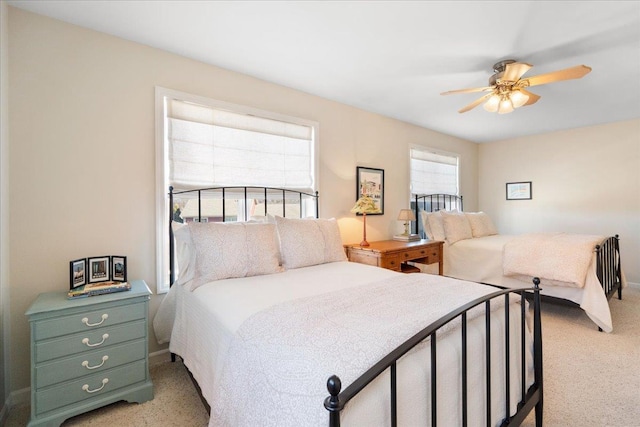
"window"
155,87,318,293
409,146,459,236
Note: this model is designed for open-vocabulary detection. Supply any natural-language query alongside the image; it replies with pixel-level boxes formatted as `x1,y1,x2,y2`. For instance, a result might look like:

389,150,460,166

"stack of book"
67,281,131,299
393,234,421,242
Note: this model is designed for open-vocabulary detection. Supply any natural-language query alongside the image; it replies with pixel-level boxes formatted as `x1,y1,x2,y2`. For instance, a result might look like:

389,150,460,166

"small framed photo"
356,166,384,215
111,256,127,282
69,258,87,289
88,256,110,283
506,181,532,200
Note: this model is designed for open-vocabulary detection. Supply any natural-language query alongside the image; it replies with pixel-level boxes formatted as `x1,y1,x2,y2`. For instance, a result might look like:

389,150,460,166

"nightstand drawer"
34,302,146,341
379,256,401,270
36,320,146,363
36,339,146,388
34,360,147,415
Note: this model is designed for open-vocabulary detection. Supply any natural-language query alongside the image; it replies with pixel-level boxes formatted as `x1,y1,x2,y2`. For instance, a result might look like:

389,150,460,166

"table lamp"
351,195,381,246
397,209,416,236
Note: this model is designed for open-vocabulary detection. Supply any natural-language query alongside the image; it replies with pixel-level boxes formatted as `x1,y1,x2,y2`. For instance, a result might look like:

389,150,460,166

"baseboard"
0,399,8,426
626,281,640,290
7,386,29,409
150,348,172,366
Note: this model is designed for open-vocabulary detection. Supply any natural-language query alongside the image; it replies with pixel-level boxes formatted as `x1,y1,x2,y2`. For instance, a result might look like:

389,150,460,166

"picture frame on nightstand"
111,256,127,282
69,258,87,289
88,256,110,283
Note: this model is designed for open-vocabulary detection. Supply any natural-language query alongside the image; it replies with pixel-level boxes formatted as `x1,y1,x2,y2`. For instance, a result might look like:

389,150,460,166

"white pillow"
275,216,346,269
172,222,195,285
426,211,446,241
185,222,281,290
465,212,498,237
419,210,433,240
441,210,473,244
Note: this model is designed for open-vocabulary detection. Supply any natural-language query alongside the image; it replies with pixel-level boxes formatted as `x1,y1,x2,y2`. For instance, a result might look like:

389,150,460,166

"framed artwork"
69,258,87,289
356,166,384,215
88,256,110,283
506,181,532,200
111,256,127,282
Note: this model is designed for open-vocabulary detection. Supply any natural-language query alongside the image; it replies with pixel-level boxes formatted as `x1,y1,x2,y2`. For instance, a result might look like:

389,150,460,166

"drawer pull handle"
82,334,109,347
82,314,108,327
82,355,109,370
420,250,426,254
82,378,109,394
404,253,409,258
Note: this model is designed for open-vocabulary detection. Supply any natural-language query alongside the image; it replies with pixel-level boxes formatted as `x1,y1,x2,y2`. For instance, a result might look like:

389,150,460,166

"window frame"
154,87,319,293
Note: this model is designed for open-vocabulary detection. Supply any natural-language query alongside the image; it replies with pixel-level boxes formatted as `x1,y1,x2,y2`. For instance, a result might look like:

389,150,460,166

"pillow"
185,222,281,290
426,211,446,241
441,210,473,244
172,222,195,285
465,212,498,237
275,216,347,269
419,210,433,240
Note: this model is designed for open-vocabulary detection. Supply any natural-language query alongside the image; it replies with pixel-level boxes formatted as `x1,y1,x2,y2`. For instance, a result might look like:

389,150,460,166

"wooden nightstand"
25,280,154,426
345,239,444,275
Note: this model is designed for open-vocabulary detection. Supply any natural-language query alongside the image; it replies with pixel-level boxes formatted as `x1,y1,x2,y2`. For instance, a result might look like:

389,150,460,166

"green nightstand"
25,280,154,426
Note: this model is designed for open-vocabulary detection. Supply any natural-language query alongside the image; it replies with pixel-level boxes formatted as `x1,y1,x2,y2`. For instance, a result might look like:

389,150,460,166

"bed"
154,186,543,426
412,193,625,332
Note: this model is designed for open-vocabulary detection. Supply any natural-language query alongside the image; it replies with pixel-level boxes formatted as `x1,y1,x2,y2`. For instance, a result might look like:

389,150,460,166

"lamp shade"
351,196,380,214
397,209,416,221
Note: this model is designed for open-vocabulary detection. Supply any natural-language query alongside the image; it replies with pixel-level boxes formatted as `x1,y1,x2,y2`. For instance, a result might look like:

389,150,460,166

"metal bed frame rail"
596,235,622,300
325,279,543,427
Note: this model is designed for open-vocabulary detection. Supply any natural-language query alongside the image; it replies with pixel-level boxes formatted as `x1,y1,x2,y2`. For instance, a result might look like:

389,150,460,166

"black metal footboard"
596,235,622,300
325,278,543,427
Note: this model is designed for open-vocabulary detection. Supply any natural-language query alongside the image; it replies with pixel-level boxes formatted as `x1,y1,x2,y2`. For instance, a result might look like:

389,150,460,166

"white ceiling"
8,0,640,143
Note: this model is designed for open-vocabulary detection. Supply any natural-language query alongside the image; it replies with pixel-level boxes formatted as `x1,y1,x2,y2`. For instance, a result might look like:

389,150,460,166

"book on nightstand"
393,234,421,242
67,281,131,299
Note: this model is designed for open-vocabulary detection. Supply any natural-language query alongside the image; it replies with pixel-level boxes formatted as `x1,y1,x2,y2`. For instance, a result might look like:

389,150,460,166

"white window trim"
155,87,319,294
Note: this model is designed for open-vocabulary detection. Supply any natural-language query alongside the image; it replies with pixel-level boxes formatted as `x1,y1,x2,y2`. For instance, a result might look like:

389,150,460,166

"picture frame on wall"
111,256,127,282
506,181,532,200
356,166,384,215
69,258,87,289
88,256,110,283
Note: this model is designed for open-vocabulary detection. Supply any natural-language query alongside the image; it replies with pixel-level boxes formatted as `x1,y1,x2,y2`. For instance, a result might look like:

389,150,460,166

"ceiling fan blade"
458,92,493,113
520,89,541,106
523,65,592,87
440,86,494,96
500,62,532,82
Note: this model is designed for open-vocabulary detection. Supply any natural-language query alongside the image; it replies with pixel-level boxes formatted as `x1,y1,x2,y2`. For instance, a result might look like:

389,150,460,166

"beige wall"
478,119,640,284
7,8,478,393
1,0,9,415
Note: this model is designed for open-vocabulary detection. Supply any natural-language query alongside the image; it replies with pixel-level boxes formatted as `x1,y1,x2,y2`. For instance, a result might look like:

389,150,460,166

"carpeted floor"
7,286,640,426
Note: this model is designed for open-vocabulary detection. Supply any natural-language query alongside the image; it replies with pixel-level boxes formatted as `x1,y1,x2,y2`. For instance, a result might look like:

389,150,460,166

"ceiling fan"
441,60,592,114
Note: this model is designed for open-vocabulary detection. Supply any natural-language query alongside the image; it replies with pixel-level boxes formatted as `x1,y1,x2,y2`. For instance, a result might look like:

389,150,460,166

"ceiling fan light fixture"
483,94,501,112
498,97,514,114
510,90,529,108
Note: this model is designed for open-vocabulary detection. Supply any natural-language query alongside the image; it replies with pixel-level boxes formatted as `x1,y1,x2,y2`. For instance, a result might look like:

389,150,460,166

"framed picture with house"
88,256,110,283
111,256,127,282
69,258,87,289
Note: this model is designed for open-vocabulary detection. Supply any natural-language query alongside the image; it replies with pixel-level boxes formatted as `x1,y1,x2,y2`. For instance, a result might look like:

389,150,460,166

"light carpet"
6,287,640,426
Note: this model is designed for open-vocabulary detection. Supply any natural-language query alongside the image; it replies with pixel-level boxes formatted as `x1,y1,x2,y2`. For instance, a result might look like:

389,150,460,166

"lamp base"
360,239,370,247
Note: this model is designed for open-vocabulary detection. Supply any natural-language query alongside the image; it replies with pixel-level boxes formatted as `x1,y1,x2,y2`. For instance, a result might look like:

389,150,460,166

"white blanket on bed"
503,232,605,288
211,274,518,426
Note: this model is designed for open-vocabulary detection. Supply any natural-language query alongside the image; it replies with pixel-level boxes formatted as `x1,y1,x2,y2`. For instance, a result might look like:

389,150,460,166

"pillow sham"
419,210,433,240
465,212,498,237
184,221,281,290
441,210,473,244
426,211,446,241
275,216,347,269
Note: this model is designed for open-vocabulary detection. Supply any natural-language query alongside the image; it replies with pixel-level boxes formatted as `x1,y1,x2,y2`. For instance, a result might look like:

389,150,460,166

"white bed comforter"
442,234,626,332
154,261,534,427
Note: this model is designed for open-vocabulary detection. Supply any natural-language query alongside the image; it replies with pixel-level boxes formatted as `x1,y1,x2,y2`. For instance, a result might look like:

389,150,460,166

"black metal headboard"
168,186,319,286
412,194,463,236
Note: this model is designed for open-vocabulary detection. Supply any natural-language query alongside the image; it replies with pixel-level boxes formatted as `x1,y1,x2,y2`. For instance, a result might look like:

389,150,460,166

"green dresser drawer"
36,339,146,388
35,360,147,415
33,301,146,341
36,320,146,363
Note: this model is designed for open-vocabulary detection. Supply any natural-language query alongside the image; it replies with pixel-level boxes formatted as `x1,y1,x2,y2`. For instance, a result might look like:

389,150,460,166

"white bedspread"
441,234,624,332
154,261,534,426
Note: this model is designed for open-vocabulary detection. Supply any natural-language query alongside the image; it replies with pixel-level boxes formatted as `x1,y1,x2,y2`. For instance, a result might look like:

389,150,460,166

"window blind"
410,147,458,195
167,99,315,192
